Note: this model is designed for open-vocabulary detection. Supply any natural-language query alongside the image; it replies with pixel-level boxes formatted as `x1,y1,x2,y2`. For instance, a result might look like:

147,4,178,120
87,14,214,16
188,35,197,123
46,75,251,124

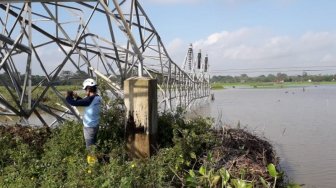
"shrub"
0,107,292,187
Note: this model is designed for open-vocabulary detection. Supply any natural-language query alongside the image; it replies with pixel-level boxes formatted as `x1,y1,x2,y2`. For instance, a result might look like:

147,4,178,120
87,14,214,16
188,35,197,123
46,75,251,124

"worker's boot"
87,154,98,166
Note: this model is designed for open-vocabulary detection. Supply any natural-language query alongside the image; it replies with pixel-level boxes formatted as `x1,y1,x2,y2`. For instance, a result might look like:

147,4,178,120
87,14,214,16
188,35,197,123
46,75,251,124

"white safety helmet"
82,78,97,90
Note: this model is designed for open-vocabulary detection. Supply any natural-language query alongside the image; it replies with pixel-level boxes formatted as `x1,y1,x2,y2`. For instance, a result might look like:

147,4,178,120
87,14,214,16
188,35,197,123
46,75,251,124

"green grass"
210,83,225,90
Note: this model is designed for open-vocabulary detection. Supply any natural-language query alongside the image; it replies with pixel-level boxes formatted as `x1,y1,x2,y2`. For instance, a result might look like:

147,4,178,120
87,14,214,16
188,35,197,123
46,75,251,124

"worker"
66,78,102,150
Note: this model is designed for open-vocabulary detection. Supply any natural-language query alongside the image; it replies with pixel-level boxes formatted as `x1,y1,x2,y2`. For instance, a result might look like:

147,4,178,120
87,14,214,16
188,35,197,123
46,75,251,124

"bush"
0,107,292,187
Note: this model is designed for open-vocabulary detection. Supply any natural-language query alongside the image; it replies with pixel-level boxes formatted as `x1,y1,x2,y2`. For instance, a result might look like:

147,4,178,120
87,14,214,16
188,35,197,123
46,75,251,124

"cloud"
165,38,188,65
167,28,336,75
167,38,184,54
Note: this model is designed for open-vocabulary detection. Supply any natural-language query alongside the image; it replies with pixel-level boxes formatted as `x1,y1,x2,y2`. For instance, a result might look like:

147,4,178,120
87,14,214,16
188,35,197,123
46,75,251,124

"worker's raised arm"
66,95,95,107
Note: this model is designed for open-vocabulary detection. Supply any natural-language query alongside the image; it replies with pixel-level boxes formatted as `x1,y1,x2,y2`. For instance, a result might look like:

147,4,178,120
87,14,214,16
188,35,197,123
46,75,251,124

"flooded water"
191,85,336,188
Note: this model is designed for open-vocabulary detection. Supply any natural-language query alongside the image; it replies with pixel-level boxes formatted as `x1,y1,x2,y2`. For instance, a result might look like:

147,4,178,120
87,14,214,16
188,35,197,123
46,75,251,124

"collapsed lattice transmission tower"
0,0,210,126
182,44,210,84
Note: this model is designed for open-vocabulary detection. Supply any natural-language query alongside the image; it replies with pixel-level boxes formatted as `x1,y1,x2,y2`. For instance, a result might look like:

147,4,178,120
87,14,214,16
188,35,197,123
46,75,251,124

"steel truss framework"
0,0,210,126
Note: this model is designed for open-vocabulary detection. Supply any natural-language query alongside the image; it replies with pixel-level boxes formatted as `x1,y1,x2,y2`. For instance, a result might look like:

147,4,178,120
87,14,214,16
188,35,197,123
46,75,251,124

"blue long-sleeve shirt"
66,95,102,127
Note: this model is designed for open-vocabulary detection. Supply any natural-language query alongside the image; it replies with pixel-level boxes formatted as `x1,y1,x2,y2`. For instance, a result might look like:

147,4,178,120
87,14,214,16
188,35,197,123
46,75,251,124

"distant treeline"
211,73,336,83
0,71,88,86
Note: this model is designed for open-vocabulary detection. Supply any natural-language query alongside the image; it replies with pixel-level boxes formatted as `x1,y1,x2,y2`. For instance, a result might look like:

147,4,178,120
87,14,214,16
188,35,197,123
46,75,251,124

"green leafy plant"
0,107,297,187
267,163,280,188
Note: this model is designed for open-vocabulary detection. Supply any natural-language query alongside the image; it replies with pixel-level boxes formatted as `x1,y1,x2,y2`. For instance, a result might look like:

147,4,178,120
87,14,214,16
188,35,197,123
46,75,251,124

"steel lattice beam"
0,0,210,126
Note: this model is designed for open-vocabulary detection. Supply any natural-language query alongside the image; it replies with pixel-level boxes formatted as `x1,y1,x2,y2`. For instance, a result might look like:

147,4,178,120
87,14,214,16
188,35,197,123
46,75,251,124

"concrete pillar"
124,77,158,158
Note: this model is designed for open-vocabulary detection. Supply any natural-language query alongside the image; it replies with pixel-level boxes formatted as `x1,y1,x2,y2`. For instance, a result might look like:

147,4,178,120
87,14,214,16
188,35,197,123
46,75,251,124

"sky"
140,0,336,76
2,0,336,77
